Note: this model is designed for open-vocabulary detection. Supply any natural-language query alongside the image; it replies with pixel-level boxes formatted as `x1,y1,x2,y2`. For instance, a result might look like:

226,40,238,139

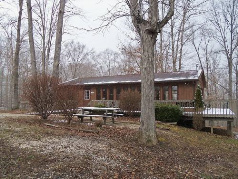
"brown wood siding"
77,80,201,106
178,82,196,100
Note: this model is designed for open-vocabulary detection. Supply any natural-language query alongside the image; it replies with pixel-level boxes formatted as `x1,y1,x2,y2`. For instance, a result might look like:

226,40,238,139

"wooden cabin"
61,70,206,107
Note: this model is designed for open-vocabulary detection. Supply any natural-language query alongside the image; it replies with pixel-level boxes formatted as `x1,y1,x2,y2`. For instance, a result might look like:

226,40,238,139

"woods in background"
0,0,237,110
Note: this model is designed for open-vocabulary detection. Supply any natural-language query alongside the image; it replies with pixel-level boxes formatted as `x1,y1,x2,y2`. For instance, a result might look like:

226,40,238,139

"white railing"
89,100,120,108
90,99,237,119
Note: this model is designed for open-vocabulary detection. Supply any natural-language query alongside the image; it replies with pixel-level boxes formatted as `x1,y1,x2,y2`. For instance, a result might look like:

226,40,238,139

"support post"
227,121,233,137
210,120,214,134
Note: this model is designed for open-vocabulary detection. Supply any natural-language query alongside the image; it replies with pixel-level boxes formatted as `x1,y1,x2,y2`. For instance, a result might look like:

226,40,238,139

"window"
116,88,121,100
130,86,136,91
155,86,160,100
172,86,178,100
84,90,90,100
96,88,101,100
123,86,128,91
102,88,107,100
163,86,169,100
109,88,114,100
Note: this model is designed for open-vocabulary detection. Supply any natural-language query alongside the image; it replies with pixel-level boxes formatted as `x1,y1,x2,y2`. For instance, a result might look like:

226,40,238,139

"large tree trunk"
126,0,174,146
12,0,23,110
139,29,157,146
52,0,66,78
26,0,37,76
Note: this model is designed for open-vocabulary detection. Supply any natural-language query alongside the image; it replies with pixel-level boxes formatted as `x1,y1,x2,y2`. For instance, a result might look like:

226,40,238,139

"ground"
1,113,238,178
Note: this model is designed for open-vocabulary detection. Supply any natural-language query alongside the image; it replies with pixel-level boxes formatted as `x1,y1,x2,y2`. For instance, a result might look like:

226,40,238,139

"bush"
119,90,141,117
155,103,182,122
194,85,204,110
57,85,80,124
23,75,60,120
193,113,205,130
193,85,205,130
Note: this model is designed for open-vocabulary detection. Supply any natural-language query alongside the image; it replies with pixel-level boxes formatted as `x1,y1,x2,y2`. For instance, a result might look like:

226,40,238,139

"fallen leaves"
1,116,238,178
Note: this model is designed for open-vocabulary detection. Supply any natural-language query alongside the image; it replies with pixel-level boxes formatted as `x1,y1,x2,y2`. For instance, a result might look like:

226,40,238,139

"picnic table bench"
73,107,122,124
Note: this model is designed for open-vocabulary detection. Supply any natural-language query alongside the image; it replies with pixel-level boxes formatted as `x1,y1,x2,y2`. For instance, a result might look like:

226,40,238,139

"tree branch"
157,0,174,32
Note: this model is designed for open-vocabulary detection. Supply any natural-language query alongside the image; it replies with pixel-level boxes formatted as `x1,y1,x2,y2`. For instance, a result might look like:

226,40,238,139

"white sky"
0,0,130,53
64,0,130,53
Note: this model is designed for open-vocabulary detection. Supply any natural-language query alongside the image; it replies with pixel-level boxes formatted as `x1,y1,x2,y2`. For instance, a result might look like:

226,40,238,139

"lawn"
1,114,238,178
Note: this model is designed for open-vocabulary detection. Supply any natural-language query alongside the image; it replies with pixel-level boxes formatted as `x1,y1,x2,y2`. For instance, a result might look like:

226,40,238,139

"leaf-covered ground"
1,114,238,178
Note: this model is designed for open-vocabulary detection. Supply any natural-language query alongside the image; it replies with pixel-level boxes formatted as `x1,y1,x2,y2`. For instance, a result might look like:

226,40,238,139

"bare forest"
0,0,237,110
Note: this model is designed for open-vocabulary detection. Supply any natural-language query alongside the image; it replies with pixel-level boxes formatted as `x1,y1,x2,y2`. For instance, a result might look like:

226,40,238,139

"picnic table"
73,107,122,124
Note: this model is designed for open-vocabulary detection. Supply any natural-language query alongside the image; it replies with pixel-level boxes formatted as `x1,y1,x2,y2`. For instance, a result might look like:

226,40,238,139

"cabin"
62,70,206,107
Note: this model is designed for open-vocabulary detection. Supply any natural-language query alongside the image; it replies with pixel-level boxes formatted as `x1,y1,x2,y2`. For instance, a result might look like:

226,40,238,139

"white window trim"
84,90,90,100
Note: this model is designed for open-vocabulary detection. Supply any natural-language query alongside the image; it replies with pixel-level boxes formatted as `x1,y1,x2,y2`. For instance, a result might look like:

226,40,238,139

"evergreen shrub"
155,103,182,122
193,85,205,130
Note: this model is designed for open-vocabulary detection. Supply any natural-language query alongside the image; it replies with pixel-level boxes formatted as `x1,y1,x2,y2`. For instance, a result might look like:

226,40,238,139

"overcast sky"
0,0,130,53
64,0,130,53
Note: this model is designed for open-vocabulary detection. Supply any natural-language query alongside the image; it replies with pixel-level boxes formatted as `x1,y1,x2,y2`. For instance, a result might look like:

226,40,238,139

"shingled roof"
62,70,204,86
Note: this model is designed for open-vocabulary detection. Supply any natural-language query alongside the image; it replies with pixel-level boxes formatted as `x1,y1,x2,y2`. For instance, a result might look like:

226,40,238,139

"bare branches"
157,0,174,32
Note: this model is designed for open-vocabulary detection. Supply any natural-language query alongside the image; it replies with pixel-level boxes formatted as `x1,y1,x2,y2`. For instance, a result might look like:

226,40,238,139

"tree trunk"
171,18,176,71
12,0,23,110
26,0,37,76
228,56,233,100
126,0,174,146
138,28,157,146
52,0,66,78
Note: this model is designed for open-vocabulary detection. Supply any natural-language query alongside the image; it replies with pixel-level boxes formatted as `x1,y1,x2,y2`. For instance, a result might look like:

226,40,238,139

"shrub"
155,103,182,122
193,85,205,130
194,85,204,111
23,75,60,120
193,113,205,130
94,104,106,108
119,90,141,117
57,85,80,124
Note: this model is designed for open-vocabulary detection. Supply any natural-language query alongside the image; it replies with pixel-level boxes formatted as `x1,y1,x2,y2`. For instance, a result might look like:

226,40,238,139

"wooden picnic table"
73,107,121,124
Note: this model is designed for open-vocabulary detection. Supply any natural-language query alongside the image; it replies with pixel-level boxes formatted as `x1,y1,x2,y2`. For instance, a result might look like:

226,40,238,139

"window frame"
96,88,101,100
84,90,90,100
116,87,121,100
155,86,160,100
109,88,114,100
102,88,107,100
163,86,169,100
172,86,178,100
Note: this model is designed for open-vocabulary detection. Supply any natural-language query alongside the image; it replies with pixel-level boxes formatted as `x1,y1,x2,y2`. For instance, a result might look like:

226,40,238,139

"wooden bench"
73,114,115,124
73,114,103,122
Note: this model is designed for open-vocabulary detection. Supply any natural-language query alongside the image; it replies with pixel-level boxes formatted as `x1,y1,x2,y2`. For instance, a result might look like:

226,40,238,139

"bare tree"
33,0,58,74
12,0,23,109
96,49,122,76
120,44,141,74
0,20,15,109
168,0,207,71
60,41,97,81
210,0,238,100
52,0,66,78
126,0,174,145
26,0,37,76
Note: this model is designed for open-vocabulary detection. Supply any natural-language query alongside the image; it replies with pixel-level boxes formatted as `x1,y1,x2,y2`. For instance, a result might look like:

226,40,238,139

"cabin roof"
62,70,203,86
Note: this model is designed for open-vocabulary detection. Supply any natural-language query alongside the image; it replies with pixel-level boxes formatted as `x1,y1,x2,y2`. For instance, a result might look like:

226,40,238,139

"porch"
89,99,238,130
